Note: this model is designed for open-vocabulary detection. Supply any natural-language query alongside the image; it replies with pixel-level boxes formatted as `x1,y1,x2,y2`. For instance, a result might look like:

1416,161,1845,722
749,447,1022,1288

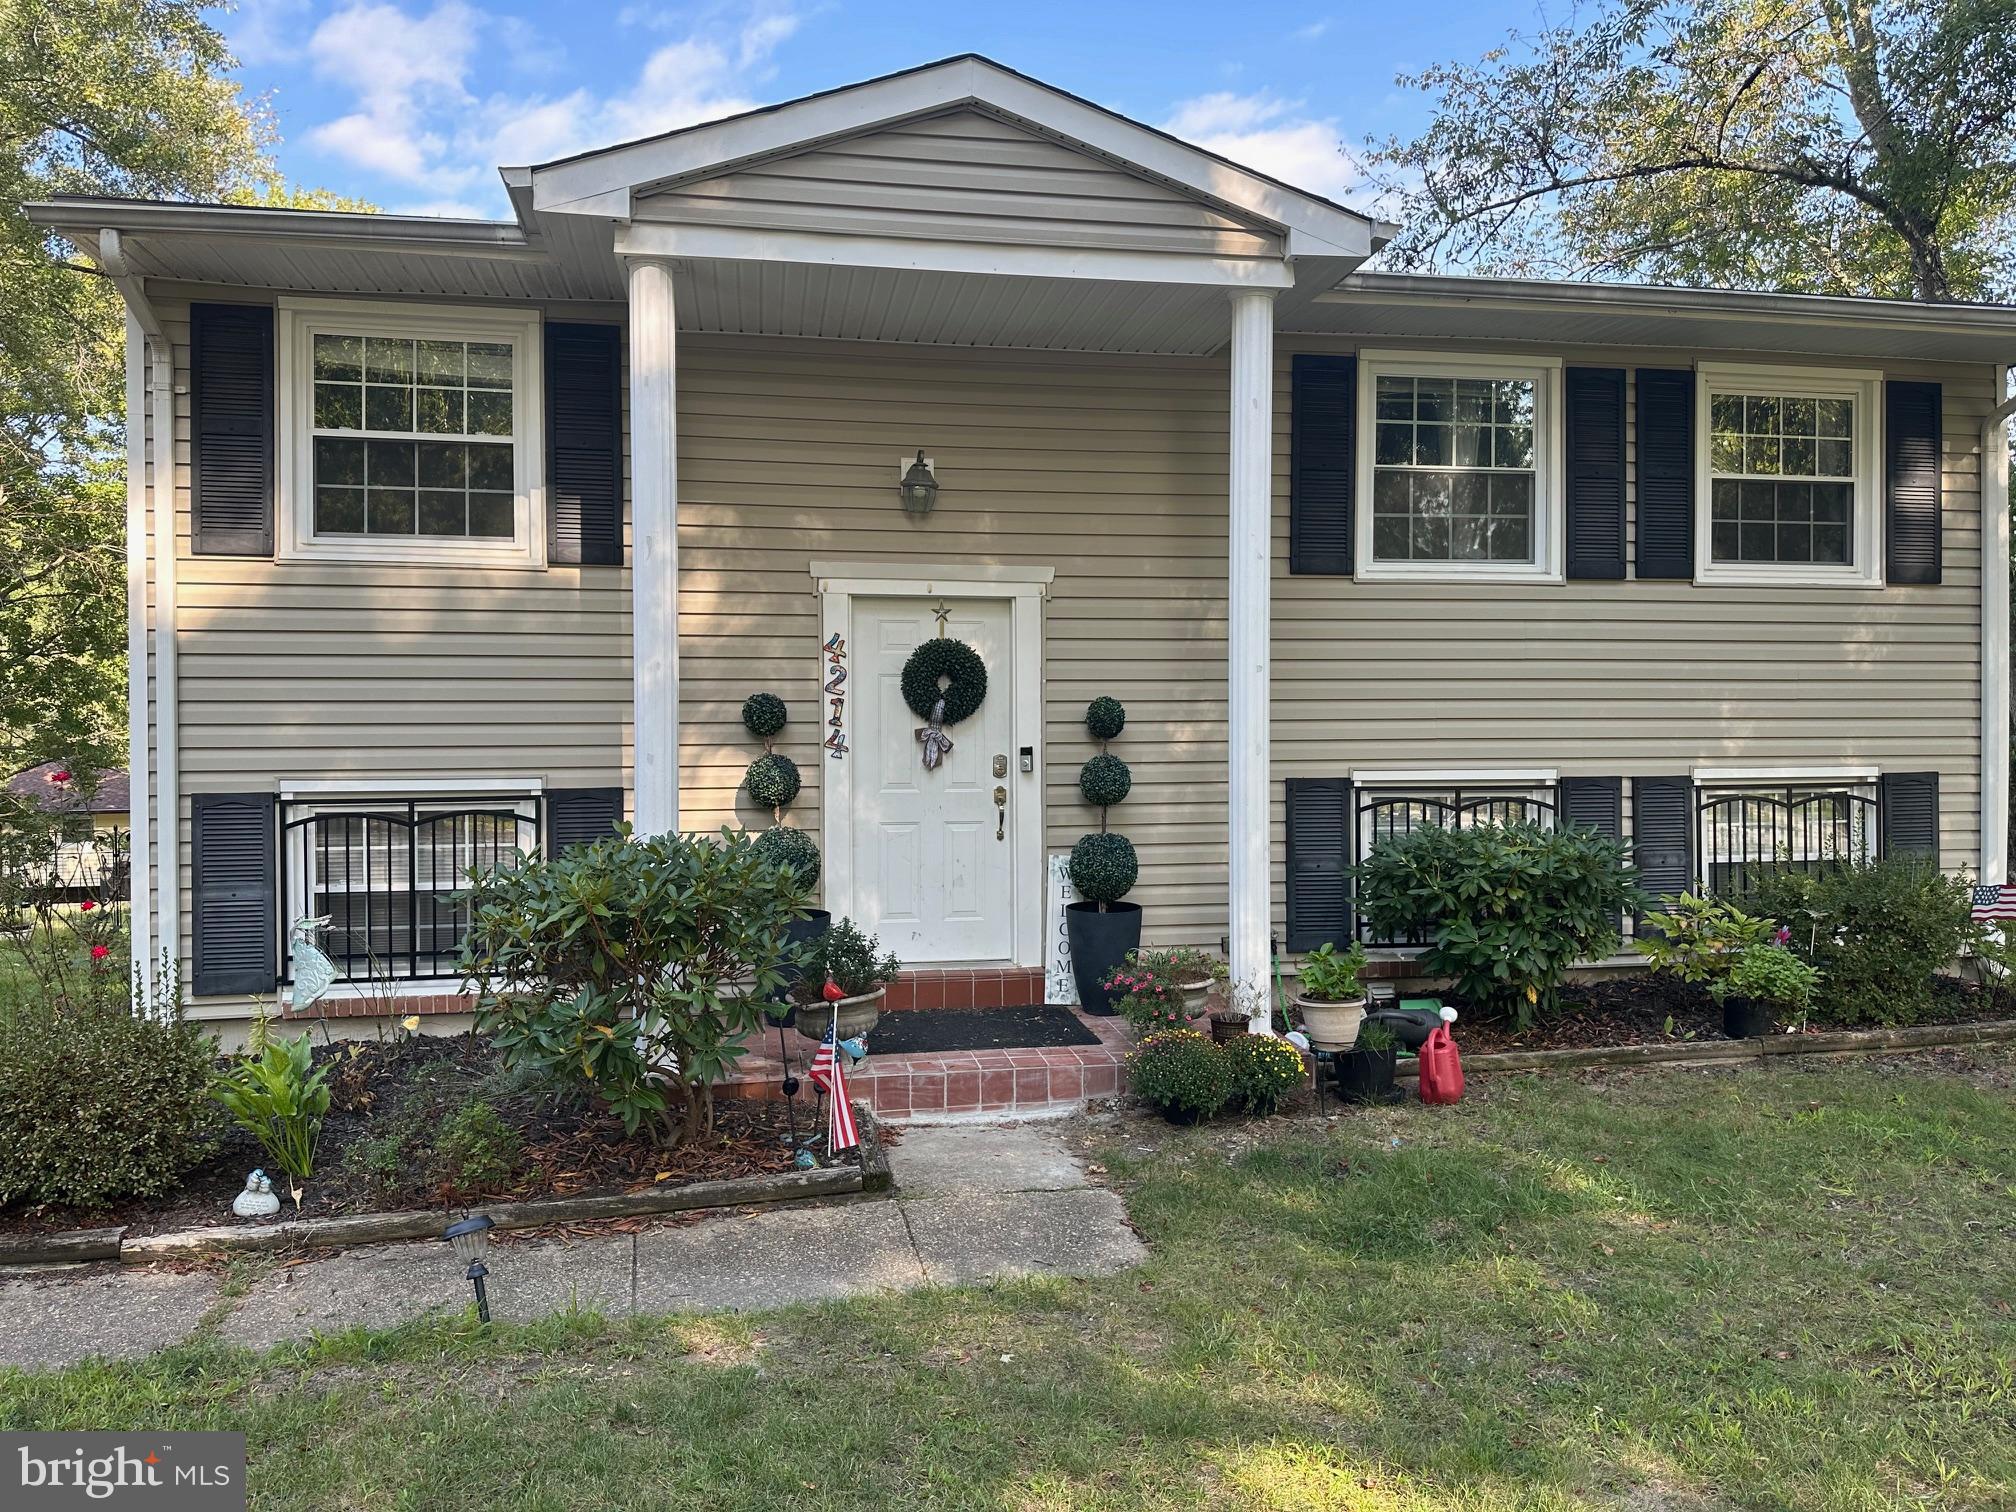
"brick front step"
720,1007,1130,1122
885,967,1046,1012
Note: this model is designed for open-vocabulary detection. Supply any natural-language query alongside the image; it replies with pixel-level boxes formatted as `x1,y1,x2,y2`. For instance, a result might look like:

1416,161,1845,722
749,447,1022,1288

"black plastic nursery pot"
771,908,832,1003
1721,995,1776,1039
1331,1046,1398,1103
1066,900,1143,1015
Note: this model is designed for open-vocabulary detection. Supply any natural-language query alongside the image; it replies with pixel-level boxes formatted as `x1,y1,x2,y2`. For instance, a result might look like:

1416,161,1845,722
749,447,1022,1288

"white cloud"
230,0,313,65
1161,90,1366,202
299,0,805,206
1292,18,1331,41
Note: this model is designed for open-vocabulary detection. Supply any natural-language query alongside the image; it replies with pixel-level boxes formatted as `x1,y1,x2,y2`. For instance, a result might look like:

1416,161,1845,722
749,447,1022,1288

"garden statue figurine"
232,1169,281,1219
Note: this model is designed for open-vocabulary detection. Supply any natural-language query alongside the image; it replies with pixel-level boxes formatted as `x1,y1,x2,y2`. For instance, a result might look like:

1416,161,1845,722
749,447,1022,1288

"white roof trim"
527,55,1381,259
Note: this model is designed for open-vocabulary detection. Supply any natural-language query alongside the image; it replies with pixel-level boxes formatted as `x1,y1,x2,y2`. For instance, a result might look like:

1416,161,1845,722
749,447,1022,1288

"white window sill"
1355,564,1563,586
1692,565,1884,590
279,539,548,572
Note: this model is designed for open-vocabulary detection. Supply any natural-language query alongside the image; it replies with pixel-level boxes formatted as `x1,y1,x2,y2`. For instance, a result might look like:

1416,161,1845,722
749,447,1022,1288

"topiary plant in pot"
741,691,828,997
1066,696,1142,1014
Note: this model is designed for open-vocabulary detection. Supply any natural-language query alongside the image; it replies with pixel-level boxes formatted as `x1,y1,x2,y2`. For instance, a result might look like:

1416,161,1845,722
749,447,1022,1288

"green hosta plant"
1714,942,1819,1018
1295,940,1368,1002
211,1032,331,1208
1355,822,1642,1030
460,826,808,1147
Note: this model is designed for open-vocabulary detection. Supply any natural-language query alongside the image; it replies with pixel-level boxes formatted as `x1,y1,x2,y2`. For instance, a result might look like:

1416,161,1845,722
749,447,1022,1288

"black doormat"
869,1003,1101,1055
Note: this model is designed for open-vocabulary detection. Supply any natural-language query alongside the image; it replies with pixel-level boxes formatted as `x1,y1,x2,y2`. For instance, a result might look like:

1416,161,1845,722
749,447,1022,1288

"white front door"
851,597,1015,962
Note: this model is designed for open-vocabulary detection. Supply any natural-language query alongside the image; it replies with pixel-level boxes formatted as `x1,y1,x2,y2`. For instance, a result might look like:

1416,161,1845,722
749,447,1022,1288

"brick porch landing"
720,1006,1129,1122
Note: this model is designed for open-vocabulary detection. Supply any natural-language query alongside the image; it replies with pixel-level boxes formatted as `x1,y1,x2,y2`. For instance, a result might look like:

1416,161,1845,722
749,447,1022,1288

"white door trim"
814,567,1048,968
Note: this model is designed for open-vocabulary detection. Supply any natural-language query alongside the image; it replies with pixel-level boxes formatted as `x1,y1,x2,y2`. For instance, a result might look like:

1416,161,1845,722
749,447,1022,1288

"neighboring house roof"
7,763,129,816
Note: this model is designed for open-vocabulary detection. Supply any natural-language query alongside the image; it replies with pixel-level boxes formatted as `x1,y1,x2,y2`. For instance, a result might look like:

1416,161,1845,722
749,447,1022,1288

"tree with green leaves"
1371,0,2016,303
2,0,361,780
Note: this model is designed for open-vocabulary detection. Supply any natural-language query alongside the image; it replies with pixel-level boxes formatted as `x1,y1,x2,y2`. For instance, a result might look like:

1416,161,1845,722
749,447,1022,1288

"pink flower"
90,944,110,961
1775,926,1791,946
80,900,95,912
49,770,70,784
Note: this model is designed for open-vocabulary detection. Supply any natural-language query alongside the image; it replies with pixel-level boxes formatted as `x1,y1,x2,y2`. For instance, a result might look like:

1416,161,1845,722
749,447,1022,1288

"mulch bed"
0,1033,847,1239
1446,972,2016,1055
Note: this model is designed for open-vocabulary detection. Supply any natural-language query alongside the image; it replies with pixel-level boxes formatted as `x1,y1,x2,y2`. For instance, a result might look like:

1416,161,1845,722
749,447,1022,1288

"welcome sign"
1044,852,1079,1005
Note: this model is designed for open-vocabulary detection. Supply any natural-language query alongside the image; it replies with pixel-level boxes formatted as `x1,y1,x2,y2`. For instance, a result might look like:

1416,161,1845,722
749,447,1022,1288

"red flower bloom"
50,770,70,784
90,944,110,961
80,900,96,912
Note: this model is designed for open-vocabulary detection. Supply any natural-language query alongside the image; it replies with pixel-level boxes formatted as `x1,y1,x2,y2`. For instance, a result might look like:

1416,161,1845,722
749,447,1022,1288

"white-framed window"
1351,769,1559,946
1692,768,1880,898
1695,363,1883,588
278,783,543,984
276,299,545,569
1355,351,1565,583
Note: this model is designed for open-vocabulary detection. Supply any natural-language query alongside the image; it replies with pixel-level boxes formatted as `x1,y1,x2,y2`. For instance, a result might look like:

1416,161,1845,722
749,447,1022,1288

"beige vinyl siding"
153,287,633,1006
1271,338,1989,914
672,336,1233,943
634,109,1281,261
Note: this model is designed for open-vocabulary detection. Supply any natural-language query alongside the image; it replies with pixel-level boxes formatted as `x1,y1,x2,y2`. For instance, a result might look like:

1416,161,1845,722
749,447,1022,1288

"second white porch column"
629,257,680,836
1227,289,1277,1030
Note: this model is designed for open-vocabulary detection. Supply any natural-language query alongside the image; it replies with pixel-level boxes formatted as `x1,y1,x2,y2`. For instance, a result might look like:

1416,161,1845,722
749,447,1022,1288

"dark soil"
1449,972,2016,1055
0,1033,853,1239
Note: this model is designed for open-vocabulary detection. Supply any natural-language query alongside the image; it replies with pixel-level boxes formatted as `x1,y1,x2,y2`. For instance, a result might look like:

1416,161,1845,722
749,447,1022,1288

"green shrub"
1084,696,1126,742
1743,858,1975,1026
1221,1033,1306,1115
753,825,821,891
1070,832,1138,905
433,1100,522,1193
211,1033,332,1202
1355,822,1642,1029
741,692,787,739
1078,753,1132,807
795,917,900,1000
461,826,807,1147
1635,893,1776,989
1717,943,1820,1017
745,753,802,811
1127,1029,1230,1121
341,1126,409,1199
0,1004,218,1210
1295,940,1368,1002
1104,953,1194,1036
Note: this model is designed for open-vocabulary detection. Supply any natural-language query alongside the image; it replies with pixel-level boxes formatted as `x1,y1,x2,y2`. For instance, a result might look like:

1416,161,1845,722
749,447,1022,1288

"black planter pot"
1362,1007,1441,1051
771,908,832,1004
1721,995,1776,1039
1332,1046,1398,1103
1066,900,1143,1015
1156,1102,1207,1126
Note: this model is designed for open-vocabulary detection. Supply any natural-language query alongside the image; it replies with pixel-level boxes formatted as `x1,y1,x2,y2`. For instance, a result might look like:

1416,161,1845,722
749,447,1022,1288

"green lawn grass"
4,1054,2014,1510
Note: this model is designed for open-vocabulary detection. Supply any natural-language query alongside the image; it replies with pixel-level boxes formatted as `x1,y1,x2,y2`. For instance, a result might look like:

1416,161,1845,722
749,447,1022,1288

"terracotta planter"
1295,995,1367,1052
1207,1013,1249,1045
794,986,885,1043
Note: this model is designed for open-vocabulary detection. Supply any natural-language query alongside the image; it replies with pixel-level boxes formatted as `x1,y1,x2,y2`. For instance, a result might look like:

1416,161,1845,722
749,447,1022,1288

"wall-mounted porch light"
443,1213,496,1323
898,451,939,515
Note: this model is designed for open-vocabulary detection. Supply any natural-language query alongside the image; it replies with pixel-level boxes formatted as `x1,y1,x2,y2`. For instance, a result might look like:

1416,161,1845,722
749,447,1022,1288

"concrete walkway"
0,1122,1144,1371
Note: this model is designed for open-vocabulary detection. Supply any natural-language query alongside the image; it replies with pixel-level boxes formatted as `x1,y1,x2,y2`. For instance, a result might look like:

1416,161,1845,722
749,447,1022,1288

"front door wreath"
901,638,987,770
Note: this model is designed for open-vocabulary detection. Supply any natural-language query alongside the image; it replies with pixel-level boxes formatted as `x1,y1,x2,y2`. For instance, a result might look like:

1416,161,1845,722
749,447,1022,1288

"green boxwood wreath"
741,692,787,740
745,753,802,810
1070,832,1138,905
1078,753,1132,808
1085,696,1126,742
901,638,988,725
753,825,821,890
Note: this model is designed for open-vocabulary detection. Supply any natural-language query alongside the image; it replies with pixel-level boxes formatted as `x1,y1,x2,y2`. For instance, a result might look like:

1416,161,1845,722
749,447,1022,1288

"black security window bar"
1696,783,1877,902
279,796,540,984
1355,787,1557,947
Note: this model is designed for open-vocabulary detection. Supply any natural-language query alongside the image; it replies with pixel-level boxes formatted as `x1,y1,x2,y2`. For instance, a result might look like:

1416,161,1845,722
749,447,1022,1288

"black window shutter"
547,787,624,852
1559,776,1623,840
546,322,623,566
1634,368,1694,579
192,792,277,995
1879,771,1939,858
1290,354,1355,575
1285,777,1352,951
1885,381,1942,585
1631,776,1694,903
1565,368,1626,579
190,303,274,557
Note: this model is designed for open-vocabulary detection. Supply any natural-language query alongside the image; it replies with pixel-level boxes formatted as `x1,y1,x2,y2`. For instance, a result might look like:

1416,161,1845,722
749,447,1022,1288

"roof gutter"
1982,371,2014,886
100,229,177,1005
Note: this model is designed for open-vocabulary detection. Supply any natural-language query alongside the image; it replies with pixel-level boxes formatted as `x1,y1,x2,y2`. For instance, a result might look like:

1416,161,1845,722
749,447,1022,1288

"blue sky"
223,0,1531,220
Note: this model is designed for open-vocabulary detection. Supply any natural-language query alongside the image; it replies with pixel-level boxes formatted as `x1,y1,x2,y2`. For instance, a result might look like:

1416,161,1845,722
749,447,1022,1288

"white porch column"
629,257,680,836
1227,289,1277,1030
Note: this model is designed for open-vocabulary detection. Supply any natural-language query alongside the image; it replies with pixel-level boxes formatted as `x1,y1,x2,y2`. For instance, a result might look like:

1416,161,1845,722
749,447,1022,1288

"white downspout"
118,310,154,1000
100,230,179,1003
1981,369,2014,885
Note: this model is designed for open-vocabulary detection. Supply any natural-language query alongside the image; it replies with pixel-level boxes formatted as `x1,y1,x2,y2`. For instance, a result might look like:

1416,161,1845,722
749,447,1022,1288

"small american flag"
1971,883,2016,921
809,1022,859,1152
